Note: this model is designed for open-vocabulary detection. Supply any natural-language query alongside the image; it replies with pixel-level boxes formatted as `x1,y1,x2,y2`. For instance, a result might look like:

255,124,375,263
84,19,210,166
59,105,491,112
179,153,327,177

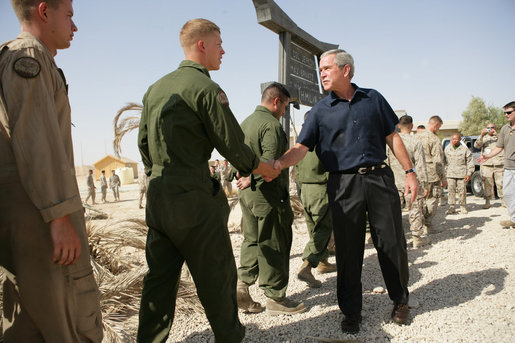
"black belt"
337,163,387,175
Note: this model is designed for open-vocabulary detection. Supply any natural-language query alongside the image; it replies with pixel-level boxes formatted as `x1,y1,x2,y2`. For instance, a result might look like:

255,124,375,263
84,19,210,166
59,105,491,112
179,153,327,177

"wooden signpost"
252,0,338,145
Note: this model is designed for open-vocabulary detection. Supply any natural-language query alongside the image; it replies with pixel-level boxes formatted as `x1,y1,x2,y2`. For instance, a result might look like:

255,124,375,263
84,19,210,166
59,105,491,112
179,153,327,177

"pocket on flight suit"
71,269,103,340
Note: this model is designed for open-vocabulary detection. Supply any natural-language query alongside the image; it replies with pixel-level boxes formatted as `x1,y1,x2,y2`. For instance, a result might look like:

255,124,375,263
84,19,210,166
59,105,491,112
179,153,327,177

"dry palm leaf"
113,102,142,157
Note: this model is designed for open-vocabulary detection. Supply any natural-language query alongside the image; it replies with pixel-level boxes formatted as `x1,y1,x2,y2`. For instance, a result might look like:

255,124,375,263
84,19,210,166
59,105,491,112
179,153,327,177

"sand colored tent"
93,155,138,181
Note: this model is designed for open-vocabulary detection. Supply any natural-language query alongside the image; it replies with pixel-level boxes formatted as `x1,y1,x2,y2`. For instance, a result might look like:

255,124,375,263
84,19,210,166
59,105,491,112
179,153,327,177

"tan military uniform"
85,173,96,204
109,174,120,201
0,33,102,342
386,133,428,238
100,173,107,202
416,129,445,227
444,144,474,206
219,163,233,196
138,172,149,208
475,134,504,200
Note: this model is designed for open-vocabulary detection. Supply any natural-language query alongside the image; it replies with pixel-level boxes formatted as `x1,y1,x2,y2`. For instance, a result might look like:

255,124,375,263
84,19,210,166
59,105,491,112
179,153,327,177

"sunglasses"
505,110,514,115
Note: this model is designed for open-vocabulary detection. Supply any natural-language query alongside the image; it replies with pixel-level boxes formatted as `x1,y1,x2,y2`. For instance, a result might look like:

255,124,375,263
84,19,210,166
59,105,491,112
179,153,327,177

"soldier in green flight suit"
137,18,279,343
235,82,306,316
295,112,337,289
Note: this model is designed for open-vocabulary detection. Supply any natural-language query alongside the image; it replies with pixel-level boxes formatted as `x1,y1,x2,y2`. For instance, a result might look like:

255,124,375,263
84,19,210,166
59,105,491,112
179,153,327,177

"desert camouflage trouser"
481,165,503,200
397,187,426,238
447,178,466,206
423,182,441,226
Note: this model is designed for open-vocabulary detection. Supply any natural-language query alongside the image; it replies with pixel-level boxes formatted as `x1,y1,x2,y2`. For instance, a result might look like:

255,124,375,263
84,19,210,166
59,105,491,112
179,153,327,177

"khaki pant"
0,181,102,342
481,165,503,200
101,186,107,202
222,179,233,197
85,187,96,204
397,186,426,238
423,182,441,226
447,178,466,206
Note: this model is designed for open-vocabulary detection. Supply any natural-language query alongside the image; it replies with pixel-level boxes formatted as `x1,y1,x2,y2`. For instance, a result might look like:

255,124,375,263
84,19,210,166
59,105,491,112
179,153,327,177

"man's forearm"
276,143,309,170
387,132,413,171
485,147,503,159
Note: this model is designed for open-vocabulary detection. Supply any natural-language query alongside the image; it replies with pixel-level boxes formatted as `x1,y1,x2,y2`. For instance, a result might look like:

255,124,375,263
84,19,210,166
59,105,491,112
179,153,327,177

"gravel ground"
74,182,514,343
163,193,515,343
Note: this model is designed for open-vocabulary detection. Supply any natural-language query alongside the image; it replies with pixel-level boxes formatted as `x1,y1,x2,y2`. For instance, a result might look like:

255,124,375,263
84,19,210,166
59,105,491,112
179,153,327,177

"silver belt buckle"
358,167,368,175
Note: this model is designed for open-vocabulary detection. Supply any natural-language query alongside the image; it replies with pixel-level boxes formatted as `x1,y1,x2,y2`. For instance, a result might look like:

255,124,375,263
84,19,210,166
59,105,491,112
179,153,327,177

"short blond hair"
428,115,443,125
179,18,220,49
11,0,67,23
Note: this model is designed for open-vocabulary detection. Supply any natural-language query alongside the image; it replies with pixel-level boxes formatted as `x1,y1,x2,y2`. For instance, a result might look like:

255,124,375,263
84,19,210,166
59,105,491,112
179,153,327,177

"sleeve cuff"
40,195,84,223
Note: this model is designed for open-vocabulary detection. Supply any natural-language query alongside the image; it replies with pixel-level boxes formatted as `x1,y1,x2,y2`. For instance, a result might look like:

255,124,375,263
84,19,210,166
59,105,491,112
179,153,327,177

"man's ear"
197,40,206,52
36,2,49,21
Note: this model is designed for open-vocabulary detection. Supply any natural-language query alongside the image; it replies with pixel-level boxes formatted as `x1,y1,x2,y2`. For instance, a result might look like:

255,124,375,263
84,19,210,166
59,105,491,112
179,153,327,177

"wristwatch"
405,168,416,174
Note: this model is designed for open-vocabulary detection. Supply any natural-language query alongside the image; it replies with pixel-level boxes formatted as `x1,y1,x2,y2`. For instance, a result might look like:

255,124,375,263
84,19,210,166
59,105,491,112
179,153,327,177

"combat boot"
236,280,263,313
500,219,515,227
445,206,456,215
297,260,321,288
317,258,337,274
412,235,430,249
460,206,468,214
482,199,491,209
266,298,306,316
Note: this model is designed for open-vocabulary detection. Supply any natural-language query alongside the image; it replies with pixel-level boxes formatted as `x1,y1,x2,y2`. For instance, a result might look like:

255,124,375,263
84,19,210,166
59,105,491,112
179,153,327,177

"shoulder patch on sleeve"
217,91,229,106
13,57,41,78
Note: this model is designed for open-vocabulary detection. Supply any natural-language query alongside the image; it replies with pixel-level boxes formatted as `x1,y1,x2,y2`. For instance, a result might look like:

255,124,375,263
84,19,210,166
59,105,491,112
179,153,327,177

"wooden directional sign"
253,0,338,107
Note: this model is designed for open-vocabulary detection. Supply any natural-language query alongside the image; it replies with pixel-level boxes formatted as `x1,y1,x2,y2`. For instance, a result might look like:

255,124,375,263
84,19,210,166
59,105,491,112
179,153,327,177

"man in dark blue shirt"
275,49,418,334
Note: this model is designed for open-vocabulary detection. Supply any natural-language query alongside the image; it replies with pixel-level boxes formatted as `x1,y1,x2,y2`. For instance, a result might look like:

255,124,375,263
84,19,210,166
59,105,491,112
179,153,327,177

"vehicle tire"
470,171,484,197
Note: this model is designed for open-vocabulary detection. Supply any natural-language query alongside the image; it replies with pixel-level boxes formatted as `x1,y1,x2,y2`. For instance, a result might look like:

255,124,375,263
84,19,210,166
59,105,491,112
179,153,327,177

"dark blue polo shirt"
297,84,398,172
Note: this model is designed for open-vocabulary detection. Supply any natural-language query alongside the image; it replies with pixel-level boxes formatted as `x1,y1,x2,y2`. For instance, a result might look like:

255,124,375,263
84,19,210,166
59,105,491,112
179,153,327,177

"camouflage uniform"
100,173,107,202
474,135,504,200
138,172,149,208
416,129,446,227
85,173,96,204
219,163,233,196
386,133,428,238
444,144,474,206
109,173,120,201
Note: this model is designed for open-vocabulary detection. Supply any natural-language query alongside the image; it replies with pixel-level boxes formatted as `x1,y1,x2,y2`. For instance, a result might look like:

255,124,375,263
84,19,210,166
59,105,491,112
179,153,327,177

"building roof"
93,155,138,168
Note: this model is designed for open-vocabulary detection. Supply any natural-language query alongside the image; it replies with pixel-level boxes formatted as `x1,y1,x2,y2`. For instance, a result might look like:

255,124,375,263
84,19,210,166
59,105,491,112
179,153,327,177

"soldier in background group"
220,159,234,196
85,169,96,205
386,115,430,248
109,169,121,201
100,169,108,203
444,133,474,214
138,170,149,209
416,116,447,233
474,123,504,209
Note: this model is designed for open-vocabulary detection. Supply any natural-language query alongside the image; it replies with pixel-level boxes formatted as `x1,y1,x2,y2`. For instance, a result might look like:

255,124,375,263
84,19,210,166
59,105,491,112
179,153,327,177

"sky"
1,0,514,167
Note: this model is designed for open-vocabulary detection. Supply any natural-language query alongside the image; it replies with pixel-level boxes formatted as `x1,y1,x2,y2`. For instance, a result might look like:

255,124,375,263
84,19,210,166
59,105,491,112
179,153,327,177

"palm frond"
113,102,142,157
87,217,203,342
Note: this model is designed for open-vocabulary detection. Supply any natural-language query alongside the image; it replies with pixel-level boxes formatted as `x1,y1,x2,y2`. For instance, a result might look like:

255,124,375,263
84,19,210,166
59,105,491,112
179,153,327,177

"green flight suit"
295,151,333,267
137,60,259,343
237,106,294,301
